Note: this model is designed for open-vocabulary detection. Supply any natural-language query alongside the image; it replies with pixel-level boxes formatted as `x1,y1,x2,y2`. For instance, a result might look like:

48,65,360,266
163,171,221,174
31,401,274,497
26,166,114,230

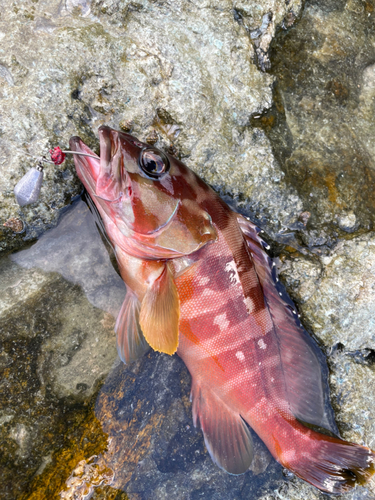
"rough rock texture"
279,234,375,351
0,0,303,254
267,0,375,239
1,0,375,499
0,200,123,499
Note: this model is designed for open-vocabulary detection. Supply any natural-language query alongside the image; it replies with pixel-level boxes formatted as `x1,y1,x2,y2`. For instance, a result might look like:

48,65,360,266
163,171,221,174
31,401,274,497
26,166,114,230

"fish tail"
277,422,375,494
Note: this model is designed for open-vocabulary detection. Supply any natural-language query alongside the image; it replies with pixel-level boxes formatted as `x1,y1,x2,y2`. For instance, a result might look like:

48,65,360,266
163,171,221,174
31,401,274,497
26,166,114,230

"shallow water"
0,198,286,499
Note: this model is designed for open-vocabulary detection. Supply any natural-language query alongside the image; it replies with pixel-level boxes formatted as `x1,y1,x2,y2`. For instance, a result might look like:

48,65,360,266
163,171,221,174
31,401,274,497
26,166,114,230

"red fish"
70,126,375,494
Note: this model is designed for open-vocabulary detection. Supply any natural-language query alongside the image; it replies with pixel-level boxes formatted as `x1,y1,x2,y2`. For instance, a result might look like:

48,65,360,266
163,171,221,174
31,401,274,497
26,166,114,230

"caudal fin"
285,432,375,494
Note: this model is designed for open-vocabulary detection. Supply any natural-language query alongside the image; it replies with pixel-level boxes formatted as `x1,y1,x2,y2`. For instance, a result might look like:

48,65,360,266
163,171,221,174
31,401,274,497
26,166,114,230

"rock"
279,233,375,351
1,0,375,499
337,211,358,233
262,475,375,500
0,199,123,499
268,0,375,240
330,350,375,452
0,0,303,255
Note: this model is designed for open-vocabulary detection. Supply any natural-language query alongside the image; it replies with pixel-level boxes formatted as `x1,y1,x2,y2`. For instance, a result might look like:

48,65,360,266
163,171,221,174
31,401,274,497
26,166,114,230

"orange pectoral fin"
139,263,180,355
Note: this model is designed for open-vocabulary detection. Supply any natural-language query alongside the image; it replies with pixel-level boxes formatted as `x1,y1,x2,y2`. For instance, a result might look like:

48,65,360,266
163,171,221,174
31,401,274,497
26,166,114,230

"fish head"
70,126,217,258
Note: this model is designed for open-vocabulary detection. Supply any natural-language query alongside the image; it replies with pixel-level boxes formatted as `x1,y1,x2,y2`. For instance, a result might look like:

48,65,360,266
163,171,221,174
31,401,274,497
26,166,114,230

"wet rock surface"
0,200,123,499
93,352,281,500
0,0,375,499
266,0,375,241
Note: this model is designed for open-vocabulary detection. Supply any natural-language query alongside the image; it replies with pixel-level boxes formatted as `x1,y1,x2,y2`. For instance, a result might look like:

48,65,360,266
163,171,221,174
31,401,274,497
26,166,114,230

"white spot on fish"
213,313,230,331
258,338,267,349
198,275,210,285
235,351,245,362
243,296,255,314
225,260,240,285
271,377,275,382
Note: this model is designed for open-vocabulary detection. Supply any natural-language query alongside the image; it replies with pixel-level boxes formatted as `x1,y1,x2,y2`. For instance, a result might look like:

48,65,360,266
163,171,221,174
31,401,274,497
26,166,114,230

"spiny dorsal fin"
191,381,254,475
115,292,150,363
237,214,337,435
139,263,180,355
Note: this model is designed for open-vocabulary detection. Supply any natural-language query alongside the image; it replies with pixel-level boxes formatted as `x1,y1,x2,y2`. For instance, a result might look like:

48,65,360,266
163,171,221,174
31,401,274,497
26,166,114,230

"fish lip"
69,136,100,188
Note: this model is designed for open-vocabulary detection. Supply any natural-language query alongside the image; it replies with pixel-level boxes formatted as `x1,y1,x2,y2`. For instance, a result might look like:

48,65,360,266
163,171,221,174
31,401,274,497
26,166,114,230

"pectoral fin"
115,292,150,364
139,264,180,355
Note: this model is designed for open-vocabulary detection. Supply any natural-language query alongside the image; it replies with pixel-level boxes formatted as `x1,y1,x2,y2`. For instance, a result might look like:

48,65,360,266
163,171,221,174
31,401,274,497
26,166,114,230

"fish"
69,126,375,494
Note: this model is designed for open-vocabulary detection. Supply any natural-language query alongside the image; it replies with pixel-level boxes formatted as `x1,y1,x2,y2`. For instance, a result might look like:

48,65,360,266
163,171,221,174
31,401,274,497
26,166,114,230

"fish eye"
138,148,170,179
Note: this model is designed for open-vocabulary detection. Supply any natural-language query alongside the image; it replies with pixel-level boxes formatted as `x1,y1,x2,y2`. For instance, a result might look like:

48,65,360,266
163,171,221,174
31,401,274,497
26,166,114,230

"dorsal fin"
237,215,337,435
191,380,254,474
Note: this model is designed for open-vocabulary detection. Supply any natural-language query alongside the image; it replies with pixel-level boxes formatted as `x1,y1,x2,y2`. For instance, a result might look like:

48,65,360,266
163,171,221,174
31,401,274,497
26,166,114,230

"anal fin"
191,381,253,475
115,292,150,364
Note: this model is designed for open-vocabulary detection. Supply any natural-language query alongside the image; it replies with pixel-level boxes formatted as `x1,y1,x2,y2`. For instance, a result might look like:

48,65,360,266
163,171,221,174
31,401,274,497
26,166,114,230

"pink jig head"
49,147,66,165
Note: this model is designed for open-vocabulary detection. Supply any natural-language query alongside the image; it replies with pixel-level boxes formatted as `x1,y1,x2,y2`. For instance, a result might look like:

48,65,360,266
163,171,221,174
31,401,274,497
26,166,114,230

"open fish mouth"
69,136,100,197
70,130,125,203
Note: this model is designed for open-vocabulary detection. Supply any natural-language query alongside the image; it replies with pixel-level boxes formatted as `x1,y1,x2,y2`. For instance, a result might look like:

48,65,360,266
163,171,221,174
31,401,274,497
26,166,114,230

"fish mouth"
69,136,100,197
70,127,125,202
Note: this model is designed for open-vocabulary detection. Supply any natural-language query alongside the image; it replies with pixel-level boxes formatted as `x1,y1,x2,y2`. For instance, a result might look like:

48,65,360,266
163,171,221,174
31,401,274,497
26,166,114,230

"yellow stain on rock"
18,401,116,500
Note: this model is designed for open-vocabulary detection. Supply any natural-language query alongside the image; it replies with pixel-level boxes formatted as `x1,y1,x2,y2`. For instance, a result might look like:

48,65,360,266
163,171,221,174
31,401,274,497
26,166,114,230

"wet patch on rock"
93,351,283,500
0,199,123,499
264,0,375,243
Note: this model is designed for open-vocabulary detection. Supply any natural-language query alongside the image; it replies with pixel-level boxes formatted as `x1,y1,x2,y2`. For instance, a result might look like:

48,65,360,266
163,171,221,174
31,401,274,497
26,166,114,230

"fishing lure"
13,147,97,207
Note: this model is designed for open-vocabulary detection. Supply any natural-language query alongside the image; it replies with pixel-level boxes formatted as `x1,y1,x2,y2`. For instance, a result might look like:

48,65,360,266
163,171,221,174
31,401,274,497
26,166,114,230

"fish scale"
70,126,375,494
177,228,288,412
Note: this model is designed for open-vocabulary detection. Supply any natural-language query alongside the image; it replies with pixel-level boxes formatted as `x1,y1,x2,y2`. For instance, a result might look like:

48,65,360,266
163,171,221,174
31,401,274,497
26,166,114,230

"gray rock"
11,198,126,317
0,199,124,499
6,199,125,399
0,0,303,254
279,233,375,351
268,0,375,239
